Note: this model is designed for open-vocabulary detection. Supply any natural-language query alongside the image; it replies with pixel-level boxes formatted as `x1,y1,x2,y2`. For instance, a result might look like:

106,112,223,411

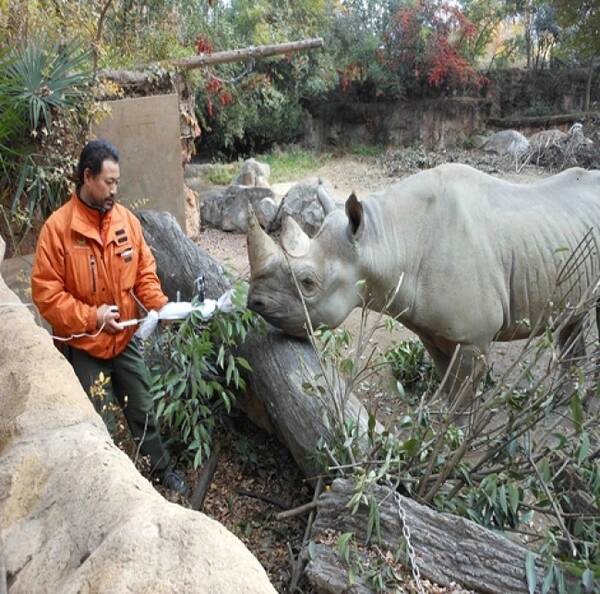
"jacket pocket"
116,245,137,291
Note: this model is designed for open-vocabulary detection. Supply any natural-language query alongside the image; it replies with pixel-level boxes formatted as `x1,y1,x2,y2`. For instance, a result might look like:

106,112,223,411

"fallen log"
305,478,570,594
174,38,324,70
487,111,599,129
138,210,373,477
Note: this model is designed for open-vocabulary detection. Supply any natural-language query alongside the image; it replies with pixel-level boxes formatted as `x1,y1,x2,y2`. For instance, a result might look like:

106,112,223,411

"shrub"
149,283,264,469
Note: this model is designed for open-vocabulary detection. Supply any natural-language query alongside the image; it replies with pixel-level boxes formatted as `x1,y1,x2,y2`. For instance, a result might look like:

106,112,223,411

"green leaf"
336,532,353,564
578,432,590,465
542,564,554,594
396,380,406,398
570,392,584,434
401,437,419,457
193,448,203,469
525,551,537,594
498,484,508,516
155,398,165,420
307,540,316,560
582,569,594,590
508,484,520,515
366,495,381,544
236,356,252,371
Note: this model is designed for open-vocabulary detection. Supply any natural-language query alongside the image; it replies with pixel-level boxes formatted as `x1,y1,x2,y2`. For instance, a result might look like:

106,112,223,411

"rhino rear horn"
280,216,310,257
317,179,336,214
246,204,280,274
345,192,364,237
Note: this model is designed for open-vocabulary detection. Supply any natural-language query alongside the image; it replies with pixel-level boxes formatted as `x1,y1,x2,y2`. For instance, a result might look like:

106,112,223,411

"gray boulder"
481,130,530,156
234,158,271,188
275,179,336,236
256,197,278,229
202,186,276,232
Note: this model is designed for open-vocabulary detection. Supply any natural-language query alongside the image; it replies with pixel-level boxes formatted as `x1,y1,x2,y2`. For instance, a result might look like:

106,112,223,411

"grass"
207,144,392,186
206,147,328,185
206,163,237,185
258,146,331,183
349,143,386,158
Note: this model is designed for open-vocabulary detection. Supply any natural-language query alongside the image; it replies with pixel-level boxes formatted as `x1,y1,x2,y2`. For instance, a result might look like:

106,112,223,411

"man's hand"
96,304,122,334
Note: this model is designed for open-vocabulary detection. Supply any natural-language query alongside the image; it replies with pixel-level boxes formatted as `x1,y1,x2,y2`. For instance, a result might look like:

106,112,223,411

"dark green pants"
67,340,170,475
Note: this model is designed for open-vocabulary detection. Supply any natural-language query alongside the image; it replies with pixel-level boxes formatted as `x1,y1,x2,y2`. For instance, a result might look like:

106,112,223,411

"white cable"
0,301,109,342
0,302,34,308
51,321,107,342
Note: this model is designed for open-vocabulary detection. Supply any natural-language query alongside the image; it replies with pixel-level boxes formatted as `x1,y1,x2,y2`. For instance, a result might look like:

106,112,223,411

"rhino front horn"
246,204,280,274
280,216,310,257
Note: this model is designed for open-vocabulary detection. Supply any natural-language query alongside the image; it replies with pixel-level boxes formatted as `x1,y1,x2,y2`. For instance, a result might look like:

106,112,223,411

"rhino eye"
300,276,317,292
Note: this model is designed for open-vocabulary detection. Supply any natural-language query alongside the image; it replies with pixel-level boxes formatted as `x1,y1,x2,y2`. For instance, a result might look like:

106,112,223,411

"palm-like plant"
0,40,92,252
1,39,91,132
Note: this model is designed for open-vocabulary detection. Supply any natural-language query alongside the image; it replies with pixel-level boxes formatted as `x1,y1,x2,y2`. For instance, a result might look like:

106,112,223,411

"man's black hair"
76,139,119,190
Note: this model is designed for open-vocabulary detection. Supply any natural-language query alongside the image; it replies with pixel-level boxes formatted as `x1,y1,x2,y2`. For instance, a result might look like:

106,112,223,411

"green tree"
551,0,599,109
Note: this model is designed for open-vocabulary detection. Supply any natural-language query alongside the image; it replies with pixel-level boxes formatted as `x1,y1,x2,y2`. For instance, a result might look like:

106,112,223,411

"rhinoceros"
246,163,600,403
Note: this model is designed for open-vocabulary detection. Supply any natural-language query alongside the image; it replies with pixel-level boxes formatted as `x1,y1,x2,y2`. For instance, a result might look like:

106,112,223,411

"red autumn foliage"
219,91,234,106
427,37,479,88
382,0,484,92
195,36,214,55
204,77,235,116
205,78,222,94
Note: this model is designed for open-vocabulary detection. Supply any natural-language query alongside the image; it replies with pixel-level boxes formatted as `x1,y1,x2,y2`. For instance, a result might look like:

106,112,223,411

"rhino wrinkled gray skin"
246,163,600,405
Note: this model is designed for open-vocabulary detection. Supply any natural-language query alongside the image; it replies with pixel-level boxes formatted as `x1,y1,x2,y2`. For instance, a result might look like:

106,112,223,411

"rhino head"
246,196,366,337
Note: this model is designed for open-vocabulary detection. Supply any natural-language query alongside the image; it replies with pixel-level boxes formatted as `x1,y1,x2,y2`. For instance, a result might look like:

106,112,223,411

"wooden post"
173,38,324,70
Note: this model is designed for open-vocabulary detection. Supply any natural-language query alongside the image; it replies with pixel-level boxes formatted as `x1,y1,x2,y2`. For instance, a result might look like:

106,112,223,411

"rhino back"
360,165,600,345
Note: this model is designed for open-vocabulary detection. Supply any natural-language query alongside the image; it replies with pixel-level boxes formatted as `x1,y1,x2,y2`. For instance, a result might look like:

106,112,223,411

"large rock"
201,186,276,232
234,158,271,188
274,179,335,236
0,236,276,594
481,129,530,156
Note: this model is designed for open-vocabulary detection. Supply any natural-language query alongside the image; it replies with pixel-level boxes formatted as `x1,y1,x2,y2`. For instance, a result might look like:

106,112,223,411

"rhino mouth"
247,291,308,337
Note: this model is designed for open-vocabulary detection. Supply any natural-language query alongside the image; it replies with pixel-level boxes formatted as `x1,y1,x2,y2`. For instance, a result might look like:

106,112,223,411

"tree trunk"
305,479,569,594
585,58,596,112
137,210,373,477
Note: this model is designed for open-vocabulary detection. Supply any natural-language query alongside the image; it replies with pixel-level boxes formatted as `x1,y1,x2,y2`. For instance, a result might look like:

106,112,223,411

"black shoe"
162,470,189,496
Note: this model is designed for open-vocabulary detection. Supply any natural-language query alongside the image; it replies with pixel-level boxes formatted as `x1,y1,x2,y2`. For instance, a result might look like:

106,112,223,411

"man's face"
83,159,120,211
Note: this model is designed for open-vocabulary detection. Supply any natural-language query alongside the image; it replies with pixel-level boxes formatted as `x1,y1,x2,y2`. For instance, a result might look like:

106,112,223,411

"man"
31,139,188,496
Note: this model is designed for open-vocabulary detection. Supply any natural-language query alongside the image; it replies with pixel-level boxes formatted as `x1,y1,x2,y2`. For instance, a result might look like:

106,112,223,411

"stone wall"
485,66,600,118
304,97,487,150
302,66,600,150
0,233,275,594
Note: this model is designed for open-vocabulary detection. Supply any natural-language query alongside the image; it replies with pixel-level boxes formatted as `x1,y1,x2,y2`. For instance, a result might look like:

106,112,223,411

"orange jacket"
32,194,168,359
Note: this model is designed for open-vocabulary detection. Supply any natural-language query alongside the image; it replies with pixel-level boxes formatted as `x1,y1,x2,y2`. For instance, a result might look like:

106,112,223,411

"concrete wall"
93,94,186,228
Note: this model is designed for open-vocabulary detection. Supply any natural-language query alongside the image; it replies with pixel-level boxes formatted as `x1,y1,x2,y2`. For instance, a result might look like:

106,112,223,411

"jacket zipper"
89,254,97,293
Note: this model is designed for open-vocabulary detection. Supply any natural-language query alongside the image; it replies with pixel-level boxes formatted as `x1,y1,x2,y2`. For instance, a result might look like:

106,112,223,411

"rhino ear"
280,216,310,257
345,192,364,238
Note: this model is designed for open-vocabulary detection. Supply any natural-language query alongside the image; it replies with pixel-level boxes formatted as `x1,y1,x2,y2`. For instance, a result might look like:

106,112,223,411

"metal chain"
204,57,255,86
388,485,425,594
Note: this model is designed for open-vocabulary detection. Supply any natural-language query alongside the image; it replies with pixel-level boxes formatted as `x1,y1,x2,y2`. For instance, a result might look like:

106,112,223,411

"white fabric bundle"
134,289,235,340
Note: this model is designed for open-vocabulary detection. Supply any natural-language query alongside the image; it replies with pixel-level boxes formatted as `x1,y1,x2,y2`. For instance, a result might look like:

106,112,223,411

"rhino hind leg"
557,314,599,411
557,317,586,371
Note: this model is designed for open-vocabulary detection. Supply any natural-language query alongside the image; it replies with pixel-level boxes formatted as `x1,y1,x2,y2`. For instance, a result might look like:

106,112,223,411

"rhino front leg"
446,343,488,414
422,337,488,415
